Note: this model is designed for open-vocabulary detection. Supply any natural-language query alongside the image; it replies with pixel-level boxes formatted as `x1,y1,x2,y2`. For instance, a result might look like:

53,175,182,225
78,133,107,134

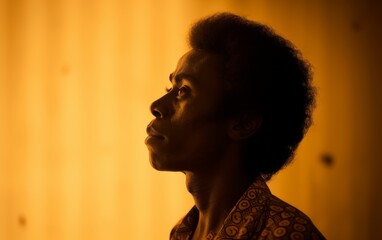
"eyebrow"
169,72,198,85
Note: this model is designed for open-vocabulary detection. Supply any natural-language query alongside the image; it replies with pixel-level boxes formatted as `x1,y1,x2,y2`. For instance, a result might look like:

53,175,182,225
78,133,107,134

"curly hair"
189,13,316,180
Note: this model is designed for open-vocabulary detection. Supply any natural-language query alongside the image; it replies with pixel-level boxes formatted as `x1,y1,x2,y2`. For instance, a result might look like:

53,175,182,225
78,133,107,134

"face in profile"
145,50,231,173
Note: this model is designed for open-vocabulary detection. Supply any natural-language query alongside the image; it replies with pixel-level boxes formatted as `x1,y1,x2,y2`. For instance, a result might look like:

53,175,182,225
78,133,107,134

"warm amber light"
1,0,381,239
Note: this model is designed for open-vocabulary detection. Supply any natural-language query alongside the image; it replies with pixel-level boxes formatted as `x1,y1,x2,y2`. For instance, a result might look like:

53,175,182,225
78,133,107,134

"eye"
177,86,190,98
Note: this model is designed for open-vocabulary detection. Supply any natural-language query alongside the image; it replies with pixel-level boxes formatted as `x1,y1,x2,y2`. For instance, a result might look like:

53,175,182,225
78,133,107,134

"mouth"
145,125,165,145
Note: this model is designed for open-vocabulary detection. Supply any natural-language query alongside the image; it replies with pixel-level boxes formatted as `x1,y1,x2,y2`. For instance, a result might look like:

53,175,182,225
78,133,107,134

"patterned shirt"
170,177,325,240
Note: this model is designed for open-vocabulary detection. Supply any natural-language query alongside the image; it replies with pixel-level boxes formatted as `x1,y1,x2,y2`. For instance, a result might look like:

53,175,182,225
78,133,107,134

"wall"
1,0,381,239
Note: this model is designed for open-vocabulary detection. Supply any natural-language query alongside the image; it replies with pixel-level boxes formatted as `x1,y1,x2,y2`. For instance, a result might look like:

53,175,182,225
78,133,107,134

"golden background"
1,0,381,239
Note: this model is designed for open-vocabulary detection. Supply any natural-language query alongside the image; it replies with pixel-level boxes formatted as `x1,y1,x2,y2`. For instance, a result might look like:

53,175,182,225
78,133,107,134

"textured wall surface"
1,0,381,239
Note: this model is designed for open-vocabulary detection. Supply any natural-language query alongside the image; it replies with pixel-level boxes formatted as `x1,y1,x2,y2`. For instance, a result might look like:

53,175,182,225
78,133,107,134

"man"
145,13,325,240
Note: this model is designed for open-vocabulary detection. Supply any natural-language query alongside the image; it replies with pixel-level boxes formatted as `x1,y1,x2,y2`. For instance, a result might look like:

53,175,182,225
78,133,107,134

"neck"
184,157,255,238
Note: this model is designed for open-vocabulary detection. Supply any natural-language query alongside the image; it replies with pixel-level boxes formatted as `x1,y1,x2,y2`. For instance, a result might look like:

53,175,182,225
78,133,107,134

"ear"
228,114,262,141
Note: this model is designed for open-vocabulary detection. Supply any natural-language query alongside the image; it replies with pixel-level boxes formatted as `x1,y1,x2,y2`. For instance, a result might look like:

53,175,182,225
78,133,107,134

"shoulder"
170,206,198,240
257,195,326,240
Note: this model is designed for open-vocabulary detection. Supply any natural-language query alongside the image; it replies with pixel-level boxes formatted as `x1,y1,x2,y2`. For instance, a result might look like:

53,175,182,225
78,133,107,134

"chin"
149,157,169,171
149,156,185,172
149,159,163,170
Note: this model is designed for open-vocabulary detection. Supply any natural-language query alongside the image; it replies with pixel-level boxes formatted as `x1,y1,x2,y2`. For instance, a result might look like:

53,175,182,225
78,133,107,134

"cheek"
172,124,227,162
170,102,227,152
152,100,228,170
172,104,221,130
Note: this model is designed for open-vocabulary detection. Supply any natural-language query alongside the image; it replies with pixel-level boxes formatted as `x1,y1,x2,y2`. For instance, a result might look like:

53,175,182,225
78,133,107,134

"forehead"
177,50,211,68
172,49,223,83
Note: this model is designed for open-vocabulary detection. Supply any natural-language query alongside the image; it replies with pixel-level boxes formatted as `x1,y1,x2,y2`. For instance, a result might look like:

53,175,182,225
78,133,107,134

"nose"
150,96,168,119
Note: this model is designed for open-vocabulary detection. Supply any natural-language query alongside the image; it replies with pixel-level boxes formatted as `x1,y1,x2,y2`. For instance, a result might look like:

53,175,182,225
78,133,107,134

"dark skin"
145,49,261,239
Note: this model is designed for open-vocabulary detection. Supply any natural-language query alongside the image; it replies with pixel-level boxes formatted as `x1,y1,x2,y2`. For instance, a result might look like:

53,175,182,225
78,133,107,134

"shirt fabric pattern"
170,177,325,240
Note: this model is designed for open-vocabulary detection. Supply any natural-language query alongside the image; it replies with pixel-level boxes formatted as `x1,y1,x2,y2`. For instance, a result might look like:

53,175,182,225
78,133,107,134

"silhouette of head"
146,13,315,180
188,13,315,180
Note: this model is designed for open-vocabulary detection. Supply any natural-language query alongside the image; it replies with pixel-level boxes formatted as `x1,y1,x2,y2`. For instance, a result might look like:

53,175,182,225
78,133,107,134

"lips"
146,125,164,138
145,123,165,145
146,130,165,140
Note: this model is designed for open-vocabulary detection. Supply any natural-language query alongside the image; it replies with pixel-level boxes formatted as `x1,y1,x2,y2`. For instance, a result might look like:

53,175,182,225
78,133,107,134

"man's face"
145,50,231,173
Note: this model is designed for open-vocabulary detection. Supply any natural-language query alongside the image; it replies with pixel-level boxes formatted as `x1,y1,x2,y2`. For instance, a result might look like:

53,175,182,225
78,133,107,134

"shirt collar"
170,177,271,240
